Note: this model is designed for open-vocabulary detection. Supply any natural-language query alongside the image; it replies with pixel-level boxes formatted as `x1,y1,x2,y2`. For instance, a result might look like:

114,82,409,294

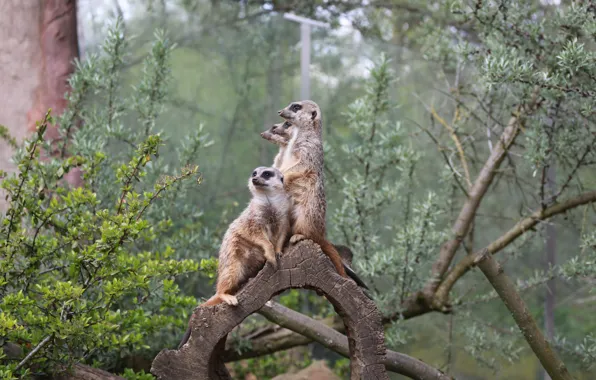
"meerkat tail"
312,237,348,278
343,262,370,290
178,326,192,349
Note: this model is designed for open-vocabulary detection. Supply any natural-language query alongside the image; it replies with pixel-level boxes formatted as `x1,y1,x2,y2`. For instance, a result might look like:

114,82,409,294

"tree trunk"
28,0,82,186
0,1,43,213
0,0,80,212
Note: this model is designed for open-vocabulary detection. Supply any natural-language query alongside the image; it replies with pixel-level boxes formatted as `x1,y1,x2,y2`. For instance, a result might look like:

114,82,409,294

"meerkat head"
277,100,321,130
261,121,292,140
271,121,293,136
260,121,293,143
248,166,285,194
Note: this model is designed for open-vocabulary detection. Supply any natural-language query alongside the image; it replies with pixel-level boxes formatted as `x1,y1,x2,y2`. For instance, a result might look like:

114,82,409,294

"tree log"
151,240,388,380
52,364,125,380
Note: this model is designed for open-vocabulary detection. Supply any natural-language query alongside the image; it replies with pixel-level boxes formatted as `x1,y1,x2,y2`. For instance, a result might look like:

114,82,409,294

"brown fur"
276,100,347,278
203,167,291,306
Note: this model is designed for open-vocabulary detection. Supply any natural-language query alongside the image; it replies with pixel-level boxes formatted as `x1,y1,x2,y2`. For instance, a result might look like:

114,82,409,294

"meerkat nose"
251,178,259,184
277,110,282,115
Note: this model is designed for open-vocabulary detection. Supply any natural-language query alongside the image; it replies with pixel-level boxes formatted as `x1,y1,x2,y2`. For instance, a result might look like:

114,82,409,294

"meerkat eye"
290,104,302,112
252,171,257,177
283,122,291,129
261,171,273,179
280,176,284,184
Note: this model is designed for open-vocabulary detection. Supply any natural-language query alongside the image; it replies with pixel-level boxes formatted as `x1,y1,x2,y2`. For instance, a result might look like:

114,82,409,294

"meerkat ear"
280,176,284,184
311,110,317,120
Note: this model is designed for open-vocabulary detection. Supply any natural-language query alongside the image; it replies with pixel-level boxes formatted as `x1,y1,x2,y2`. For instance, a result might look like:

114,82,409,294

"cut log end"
151,240,388,380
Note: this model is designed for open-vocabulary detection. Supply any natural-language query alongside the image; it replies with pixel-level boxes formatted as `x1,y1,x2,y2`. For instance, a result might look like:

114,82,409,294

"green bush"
0,20,217,379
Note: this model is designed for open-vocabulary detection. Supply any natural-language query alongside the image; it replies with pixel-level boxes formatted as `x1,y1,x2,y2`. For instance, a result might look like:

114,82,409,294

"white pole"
300,23,311,100
283,13,329,101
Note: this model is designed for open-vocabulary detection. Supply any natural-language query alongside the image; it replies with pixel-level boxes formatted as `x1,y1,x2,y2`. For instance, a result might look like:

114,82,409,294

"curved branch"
423,107,525,295
151,240,389,380
434,189,596,304
473,252,573,380
259,301,451,380
222,325,313,362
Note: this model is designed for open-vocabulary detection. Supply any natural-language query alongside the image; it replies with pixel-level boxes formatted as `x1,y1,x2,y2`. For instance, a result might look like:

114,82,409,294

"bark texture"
151,240,388,380
0,0,80,212
0,1,43,212
29,0,81,186
27,0,79,140
52,364,125,380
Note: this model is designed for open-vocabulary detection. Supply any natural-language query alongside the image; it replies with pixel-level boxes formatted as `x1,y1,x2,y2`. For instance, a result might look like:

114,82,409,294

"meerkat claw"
290,234,306,245
220,294,238,306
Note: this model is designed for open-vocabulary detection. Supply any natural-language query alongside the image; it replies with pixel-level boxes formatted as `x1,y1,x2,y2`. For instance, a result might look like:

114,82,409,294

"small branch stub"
151,240,388,380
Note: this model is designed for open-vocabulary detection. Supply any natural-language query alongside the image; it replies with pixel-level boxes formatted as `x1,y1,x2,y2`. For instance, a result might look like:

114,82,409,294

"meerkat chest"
280,129,300,172
259,203,289,235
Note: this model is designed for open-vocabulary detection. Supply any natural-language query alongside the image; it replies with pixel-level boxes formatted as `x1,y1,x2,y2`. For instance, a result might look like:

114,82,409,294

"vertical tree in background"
0,1,43,212
28,0,81,186
0,0,80,202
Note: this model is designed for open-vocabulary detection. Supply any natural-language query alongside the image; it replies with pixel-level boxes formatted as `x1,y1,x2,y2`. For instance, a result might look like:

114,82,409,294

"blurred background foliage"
1,0,595,378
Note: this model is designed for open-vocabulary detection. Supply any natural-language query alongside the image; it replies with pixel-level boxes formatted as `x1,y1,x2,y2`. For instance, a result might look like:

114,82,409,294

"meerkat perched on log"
261,121,370,290
272,100,349,279
202,166,291,307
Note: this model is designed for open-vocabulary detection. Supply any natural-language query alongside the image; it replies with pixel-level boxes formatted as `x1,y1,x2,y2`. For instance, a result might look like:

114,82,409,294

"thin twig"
429,106,472,189
15,335,52,371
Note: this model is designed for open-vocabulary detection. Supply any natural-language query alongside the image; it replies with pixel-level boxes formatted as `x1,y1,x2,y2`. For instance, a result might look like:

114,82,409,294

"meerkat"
202,166,291,307
273,100,348,279
261,116,370,290
260,121,294,170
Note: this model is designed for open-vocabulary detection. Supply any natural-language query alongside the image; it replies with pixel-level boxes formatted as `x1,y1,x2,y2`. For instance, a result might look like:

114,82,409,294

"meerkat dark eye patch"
280,176,284,184
311,110,317,120
261,171,273,178
290,104,302,112
283,121,291,129
252,171,257,177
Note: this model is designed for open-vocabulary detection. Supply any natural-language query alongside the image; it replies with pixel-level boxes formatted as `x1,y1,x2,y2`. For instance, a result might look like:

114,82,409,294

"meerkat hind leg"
290,234,306,244
259,232,279,269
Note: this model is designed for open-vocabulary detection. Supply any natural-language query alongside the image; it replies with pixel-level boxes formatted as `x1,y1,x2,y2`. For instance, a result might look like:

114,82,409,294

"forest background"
0,1,595,379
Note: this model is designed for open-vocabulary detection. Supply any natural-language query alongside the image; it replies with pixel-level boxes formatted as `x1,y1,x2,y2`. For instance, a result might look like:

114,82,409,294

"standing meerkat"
260,121,294,170
261,117,370,290
202,166,291,306
275,100,348,279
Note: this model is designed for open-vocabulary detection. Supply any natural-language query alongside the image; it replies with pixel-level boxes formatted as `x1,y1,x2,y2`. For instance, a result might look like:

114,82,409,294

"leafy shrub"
0,20,217,379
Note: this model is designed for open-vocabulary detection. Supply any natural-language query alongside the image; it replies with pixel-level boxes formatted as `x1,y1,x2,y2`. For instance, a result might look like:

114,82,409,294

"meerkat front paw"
220,294,238,306
275,251,282,262
290,234,306,244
